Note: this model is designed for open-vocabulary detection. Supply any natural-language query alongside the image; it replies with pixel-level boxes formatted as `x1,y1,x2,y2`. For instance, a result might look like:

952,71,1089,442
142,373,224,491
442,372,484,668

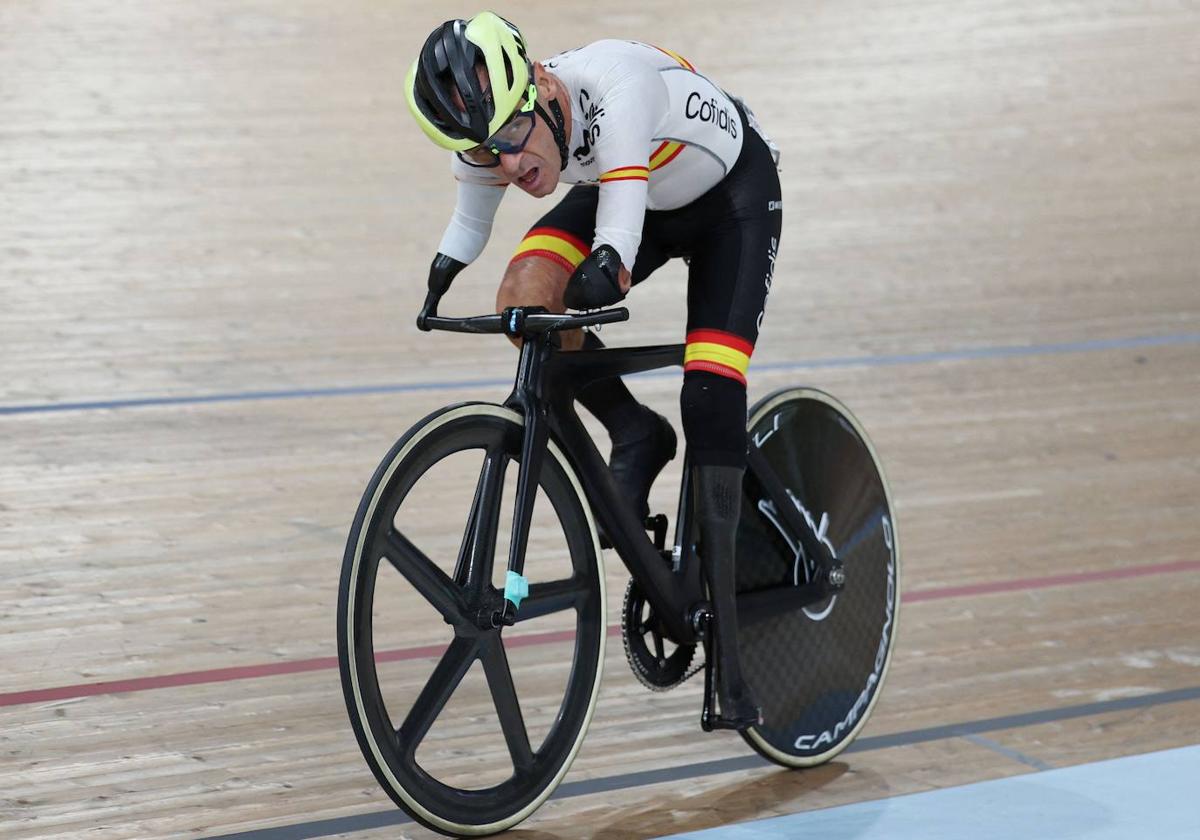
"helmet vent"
502,52,515,88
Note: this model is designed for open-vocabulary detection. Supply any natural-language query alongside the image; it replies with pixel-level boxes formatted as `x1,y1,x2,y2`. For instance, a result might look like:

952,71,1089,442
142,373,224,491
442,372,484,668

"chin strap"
536,99,569,171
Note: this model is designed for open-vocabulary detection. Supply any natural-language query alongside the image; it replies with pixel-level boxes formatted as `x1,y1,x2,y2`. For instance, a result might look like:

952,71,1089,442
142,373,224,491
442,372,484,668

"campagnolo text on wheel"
337,12,900,836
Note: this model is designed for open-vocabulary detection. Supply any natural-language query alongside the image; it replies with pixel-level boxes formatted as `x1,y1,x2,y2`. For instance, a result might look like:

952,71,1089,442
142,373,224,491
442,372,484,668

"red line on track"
902,559,1200,602
4,559,1198,709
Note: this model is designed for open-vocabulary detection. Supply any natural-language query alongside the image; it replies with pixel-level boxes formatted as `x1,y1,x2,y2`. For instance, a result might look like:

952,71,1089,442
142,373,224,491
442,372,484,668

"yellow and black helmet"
405,12,533,151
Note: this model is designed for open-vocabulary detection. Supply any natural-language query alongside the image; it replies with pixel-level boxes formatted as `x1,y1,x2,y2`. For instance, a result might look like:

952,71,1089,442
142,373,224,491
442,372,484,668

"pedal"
599,513,666,552
704,709,764,731
694,608,763,732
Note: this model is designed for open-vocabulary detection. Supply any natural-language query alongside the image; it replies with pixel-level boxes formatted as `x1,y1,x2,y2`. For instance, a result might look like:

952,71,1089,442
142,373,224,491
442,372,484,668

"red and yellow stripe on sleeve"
650,140,685,171
599,165,649,184
511,227,590,273
684,329,754,385
652,44,696,71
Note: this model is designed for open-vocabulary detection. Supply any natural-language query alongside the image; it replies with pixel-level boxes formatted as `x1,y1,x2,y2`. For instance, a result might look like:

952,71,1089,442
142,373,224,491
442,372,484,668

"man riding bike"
405,11,782,729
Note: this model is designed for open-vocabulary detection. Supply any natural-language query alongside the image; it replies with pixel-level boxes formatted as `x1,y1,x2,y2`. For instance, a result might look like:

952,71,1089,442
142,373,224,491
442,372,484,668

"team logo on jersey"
542,47,578,70
756,235,778,332
685,92,737,138
573,88,605,163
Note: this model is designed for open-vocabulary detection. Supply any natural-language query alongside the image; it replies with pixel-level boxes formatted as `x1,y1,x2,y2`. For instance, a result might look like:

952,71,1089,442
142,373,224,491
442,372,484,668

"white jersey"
437,40,753,270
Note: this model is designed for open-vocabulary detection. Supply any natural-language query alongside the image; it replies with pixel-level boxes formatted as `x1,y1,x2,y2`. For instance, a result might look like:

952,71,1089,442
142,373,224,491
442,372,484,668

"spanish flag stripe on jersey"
684,359,747,385
684,329,754,384
652,44,695,72
650,142,685,171
685,342,751,374
513,248,577,274
600,166,650,183
687,329,755,356
526,226,589,254
511,228,590,270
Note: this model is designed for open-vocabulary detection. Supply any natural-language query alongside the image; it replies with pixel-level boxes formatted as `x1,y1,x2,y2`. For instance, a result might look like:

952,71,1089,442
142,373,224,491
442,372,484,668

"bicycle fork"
493,329,553,627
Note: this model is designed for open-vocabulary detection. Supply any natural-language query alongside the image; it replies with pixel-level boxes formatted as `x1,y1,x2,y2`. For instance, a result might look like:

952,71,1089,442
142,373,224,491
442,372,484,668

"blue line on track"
2,331,1197,417
201,684,1200,840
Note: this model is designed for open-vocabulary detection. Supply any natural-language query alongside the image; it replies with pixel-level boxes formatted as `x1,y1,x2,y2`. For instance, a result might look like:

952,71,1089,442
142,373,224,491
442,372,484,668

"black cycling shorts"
511,103,782,387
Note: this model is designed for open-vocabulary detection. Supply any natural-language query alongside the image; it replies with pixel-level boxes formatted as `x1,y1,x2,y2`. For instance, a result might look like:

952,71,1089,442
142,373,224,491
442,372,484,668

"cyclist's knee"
497,256,583,349
680,370,747,468
497,256,569,311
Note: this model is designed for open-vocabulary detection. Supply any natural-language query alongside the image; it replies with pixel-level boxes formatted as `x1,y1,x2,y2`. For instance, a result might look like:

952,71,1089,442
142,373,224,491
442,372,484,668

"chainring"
621,577,700,691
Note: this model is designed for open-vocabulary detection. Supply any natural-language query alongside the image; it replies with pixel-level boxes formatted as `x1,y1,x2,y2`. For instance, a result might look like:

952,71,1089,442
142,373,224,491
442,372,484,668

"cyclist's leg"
582,329,677,520
499,186,676,518
497,186,597,350
681,121,783,727
680,105,783,468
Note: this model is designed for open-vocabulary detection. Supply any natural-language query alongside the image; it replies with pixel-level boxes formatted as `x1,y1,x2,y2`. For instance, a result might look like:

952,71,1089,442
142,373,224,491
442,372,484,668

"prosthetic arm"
562,244,626,310
416,252,468,330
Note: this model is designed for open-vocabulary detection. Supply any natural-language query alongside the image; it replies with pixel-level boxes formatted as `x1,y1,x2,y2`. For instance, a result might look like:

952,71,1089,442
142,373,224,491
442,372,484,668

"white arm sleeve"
590,66,669,270
435,157,508,264
436,179,506,264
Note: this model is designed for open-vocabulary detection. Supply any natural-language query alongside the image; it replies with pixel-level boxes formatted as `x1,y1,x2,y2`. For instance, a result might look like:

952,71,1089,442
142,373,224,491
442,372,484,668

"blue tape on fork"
504,571,529,610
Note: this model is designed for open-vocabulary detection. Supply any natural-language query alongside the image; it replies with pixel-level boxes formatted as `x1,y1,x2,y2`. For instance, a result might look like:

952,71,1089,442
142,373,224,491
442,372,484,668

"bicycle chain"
621,577,706,691
679,653,706,685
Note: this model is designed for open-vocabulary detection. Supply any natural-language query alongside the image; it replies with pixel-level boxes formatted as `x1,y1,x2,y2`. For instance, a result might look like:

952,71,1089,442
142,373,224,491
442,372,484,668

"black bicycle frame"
424,306,842,645
537,338,705,643
506,334,846,645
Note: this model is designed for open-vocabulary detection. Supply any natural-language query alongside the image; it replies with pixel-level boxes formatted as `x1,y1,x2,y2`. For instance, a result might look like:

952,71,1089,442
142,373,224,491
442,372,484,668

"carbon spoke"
383,529,468,624
513,577,586,623
480,635,534,773
455,446,508,598
395,635,479,756
451,446,504,583
452,458,487,586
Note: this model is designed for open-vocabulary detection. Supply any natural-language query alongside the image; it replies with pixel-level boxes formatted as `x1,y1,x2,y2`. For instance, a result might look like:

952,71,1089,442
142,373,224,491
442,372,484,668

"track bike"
337,303,900,836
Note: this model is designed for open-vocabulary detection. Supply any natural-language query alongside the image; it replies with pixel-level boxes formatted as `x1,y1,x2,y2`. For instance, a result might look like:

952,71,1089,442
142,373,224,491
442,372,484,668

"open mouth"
518,166,540,189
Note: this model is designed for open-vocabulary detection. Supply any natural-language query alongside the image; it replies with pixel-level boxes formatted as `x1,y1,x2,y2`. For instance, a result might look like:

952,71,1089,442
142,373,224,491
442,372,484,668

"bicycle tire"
338,403,605,835
737,388,900,767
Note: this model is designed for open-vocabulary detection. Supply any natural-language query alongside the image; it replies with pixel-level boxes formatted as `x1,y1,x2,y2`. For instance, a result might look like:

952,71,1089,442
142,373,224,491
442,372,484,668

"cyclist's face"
497,67,561,198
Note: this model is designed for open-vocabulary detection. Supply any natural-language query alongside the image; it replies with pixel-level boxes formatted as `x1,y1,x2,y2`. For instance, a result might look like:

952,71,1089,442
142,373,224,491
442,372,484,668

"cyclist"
406,12,781,729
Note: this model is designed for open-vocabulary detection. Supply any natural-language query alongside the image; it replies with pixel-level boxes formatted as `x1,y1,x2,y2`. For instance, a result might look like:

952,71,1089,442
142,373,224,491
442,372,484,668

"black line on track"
4,332,1198,417
203,684,1200,839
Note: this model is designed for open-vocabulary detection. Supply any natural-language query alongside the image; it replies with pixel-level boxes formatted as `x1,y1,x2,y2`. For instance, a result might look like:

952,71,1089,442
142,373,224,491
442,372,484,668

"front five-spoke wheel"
338,404,605,836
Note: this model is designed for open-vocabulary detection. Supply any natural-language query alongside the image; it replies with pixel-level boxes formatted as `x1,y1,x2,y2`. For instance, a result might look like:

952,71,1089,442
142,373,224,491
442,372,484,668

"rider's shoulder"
542,40,663,76
541,40,666,97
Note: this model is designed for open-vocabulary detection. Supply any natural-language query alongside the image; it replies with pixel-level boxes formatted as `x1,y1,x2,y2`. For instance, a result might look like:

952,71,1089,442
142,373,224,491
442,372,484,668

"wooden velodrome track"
2,1,1198,837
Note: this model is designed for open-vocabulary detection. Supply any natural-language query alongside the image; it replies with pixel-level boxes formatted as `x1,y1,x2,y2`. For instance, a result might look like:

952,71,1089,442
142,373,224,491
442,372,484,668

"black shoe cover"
609,409,677,521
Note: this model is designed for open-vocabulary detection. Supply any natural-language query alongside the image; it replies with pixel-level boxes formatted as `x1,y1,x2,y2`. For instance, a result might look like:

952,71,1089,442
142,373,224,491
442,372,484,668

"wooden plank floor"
2,1,1198,838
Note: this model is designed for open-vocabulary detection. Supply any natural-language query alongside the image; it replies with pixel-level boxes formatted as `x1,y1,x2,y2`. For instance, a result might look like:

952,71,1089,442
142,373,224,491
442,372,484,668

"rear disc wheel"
736,388,900,767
